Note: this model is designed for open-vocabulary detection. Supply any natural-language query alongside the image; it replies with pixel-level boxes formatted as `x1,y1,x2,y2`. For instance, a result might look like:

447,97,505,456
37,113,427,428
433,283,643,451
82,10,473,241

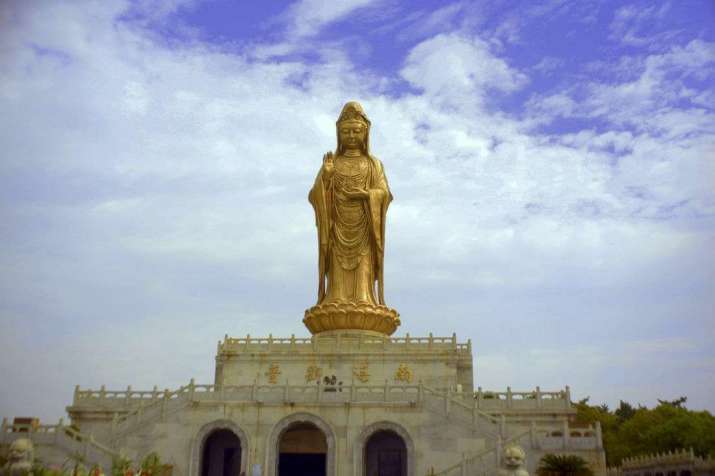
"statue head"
8,438,34,468
502,444,526,469
336,101,370,155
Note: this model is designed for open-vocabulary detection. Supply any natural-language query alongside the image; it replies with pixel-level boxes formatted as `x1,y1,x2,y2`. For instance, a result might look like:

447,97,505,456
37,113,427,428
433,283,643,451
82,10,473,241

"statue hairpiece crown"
337,101,370,125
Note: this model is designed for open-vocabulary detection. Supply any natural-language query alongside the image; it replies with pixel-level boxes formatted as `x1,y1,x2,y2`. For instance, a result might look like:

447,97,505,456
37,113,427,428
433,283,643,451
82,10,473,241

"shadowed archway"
353,421,414,476
266,413,336,476
278,421,327,476
364,430,407,476
201,429,241,476
191,420,249,476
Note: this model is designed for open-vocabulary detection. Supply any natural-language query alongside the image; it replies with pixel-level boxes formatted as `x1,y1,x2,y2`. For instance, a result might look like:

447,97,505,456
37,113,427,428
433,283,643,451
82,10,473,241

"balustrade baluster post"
74,385,80,404
536,386,542,409
496,435,503,472
565,385,571,408
152,385,158,401
189,378,196,401
452,332,457,350
161,390,169,421
54,418,62,444
595,421,603,449
476,386,482,409
562,420,569,449
100,385,106,401
445,387,451,416
507,386,512,408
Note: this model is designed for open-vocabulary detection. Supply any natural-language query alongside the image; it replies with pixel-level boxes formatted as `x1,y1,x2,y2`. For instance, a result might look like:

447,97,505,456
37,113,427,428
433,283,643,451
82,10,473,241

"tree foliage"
574,396,715,466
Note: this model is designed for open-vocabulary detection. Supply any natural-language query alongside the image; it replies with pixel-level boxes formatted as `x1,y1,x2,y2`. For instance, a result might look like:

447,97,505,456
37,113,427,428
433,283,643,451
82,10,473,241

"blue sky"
1,0,714,421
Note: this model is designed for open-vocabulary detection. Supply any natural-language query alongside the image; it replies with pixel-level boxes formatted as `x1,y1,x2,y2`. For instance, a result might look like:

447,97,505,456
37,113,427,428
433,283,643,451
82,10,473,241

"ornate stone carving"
352,360,370,383
264,363,281,384
305,364,322,383
499,444,530,476
305,101,400,336
4,438,34,476
394,363,413,383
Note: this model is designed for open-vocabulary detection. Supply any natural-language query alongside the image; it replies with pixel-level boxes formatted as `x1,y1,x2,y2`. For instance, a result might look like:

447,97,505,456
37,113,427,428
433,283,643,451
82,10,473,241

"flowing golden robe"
309,153,392,306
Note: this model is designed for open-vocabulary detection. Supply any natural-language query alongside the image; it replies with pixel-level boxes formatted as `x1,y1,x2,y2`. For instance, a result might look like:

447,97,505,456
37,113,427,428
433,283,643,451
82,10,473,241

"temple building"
1,102,606,476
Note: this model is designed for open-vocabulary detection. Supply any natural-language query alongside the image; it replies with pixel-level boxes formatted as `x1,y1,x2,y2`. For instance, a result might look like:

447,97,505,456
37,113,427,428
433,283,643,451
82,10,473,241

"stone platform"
29,334,608,476
215,332,473,393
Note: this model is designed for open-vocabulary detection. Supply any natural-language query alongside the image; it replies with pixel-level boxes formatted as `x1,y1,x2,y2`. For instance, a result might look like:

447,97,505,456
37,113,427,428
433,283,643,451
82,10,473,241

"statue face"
9,438,33,464
338,121,366,151
503,447,525,469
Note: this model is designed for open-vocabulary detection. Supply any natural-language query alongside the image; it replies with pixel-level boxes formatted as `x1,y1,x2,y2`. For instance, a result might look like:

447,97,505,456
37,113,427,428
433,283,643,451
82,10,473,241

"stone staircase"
0,419,120,470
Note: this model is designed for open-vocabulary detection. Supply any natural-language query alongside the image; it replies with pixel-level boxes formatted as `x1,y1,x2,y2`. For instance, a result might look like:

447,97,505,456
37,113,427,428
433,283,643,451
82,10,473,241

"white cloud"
284,0,379,38
400,33,527,106
0,1,714,422
609,3,674,48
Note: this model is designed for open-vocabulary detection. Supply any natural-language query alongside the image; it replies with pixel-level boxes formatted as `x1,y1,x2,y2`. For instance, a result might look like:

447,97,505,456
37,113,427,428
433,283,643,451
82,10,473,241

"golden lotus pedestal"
303,301,401,335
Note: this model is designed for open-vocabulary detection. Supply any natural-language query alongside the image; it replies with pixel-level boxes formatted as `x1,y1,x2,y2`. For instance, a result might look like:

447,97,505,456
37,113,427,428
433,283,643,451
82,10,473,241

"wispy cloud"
1,0,714,421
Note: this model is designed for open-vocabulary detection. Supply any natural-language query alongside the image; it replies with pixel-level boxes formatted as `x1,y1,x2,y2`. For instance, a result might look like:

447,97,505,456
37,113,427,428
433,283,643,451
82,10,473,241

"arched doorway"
364,430,407,476
277,422,327,476
201,429,242,476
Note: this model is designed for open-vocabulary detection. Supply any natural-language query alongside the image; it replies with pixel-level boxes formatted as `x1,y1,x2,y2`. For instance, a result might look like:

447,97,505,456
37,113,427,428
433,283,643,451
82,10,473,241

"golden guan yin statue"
304,101,400,335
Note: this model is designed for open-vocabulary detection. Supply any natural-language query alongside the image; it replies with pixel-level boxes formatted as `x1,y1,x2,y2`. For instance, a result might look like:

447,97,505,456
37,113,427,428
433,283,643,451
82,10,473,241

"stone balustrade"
609,448,715,476
104,380,502,439
217,332,472,354
473,385,571,410
74,380,568,413
536,420,603,450
0,417,120,467
432,422,603,476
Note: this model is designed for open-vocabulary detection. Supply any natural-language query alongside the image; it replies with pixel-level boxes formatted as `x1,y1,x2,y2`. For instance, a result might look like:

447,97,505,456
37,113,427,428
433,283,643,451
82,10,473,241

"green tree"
537,454,594,476
614,401,636,423
573,396,715,466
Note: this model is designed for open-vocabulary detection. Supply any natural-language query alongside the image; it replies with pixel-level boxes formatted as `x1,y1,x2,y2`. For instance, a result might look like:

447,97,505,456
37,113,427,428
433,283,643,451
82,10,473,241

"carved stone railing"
610,448,715,476
73,384,180,408
74,380,571,442
218,333,472,355
431,421,603,476
0,418,120,468
430,429,532,476
473,386,571,411
106,379,501,441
